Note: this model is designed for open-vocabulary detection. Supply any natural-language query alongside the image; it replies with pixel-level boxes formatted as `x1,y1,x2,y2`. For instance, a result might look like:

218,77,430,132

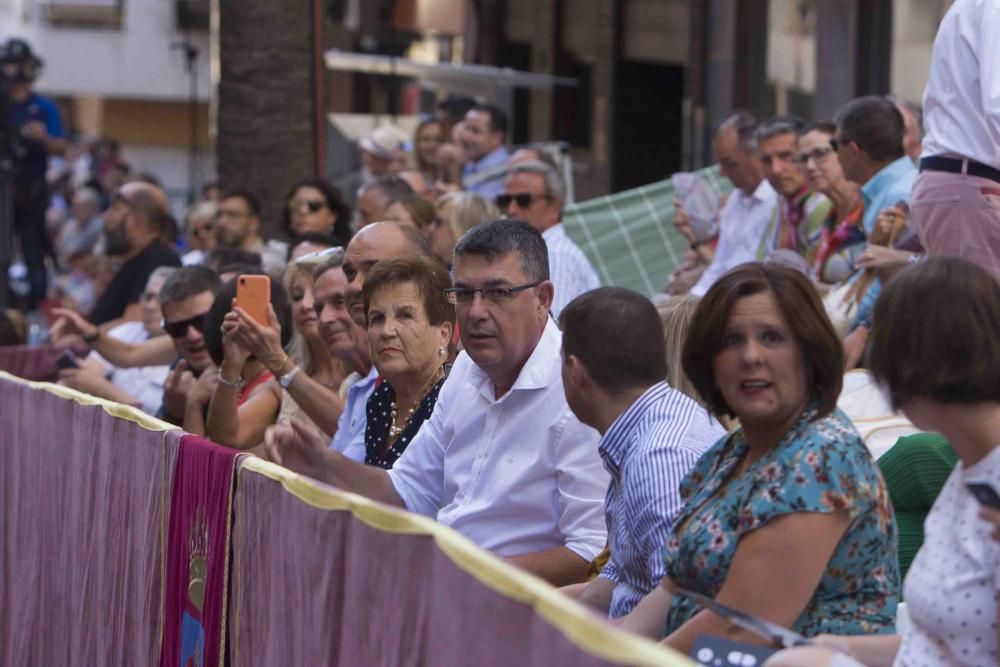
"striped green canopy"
562,165,731,297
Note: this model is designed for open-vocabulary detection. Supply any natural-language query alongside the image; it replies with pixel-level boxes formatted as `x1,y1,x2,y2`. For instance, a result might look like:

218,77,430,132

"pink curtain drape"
1,375,685,667
229,469,616,667
0,376,178,666
0,344,66,381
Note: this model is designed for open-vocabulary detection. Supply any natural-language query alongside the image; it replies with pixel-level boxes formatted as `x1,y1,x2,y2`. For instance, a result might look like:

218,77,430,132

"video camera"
0,38,43,85
0,38,41,167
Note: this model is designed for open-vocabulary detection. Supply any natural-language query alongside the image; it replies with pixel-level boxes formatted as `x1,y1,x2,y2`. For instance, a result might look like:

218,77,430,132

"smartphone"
236,274,271,326
55,349,80,371
967,483,1000,509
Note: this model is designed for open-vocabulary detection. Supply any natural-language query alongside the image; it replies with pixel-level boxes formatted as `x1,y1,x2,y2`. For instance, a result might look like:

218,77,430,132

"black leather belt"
920,155,1000,184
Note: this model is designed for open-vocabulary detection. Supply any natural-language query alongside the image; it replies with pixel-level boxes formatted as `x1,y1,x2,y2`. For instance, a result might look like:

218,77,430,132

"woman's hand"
855,245,914,271
672,201,697,244
229,305,286,375
220,308,252,377
49,307,98,346
58,365,113,396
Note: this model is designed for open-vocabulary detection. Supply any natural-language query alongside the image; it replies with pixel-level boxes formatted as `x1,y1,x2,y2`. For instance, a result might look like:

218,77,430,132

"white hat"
358,125,409,160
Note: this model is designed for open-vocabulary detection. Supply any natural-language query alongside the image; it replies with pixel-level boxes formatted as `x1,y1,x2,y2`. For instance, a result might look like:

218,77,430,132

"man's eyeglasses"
161,312,208,339
290,199,328,214
792,146,835,166
444,282,540,305
495,193,548,210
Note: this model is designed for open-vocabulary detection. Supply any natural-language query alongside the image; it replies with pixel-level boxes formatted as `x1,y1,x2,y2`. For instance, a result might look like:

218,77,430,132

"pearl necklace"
386,367,443,444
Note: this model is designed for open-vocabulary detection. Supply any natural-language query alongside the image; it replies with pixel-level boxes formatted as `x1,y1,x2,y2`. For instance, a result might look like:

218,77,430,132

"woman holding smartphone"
206,253,347,450
766,256,1000,667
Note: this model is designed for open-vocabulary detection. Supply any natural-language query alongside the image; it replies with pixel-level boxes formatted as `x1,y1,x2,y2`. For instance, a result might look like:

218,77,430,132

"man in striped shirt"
559,287,725,618
497,160,601,318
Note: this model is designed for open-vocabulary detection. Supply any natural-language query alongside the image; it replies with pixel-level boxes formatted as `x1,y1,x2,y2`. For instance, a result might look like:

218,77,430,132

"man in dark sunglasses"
156,266,222,424
496,160,600,318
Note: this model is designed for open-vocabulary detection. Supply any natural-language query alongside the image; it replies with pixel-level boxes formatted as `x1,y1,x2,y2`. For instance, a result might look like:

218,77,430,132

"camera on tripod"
0,38,45,166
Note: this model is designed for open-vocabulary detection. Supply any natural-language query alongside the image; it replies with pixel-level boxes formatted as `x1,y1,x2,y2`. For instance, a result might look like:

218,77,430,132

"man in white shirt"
687,112,778,296
910,0,1000,278
56,266,175,414
497,160,601,317
266,219,609,586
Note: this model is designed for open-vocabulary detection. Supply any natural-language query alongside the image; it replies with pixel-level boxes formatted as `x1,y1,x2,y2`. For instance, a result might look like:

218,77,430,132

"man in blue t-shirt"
2,38,66,310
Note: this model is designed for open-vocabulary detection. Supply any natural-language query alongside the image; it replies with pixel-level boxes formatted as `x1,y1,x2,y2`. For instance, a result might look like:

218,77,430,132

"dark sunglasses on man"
161,312,208,339
495,193,549,210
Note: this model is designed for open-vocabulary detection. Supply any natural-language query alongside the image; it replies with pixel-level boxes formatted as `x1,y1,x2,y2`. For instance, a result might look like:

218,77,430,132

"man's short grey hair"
752,114,806,148
713,111,759,152
453,218,549,282
506,159,566,202
158,265,221,307
147,266,178,290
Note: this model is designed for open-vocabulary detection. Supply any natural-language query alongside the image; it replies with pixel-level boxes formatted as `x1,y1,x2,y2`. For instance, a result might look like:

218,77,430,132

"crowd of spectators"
4,0,998,664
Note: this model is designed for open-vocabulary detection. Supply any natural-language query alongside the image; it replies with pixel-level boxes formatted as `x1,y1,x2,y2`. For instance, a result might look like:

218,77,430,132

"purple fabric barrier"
229,468,649,667
0,344,66,381
0,376,179,666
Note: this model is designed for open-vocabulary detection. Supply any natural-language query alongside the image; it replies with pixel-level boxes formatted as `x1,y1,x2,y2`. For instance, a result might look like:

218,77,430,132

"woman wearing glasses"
361,257,454,469
794,123,865,285
206,251,348,451
281,177,352,248
181,201,218,266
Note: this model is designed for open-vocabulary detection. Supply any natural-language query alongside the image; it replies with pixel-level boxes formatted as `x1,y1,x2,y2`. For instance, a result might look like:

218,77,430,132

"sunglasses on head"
161,312,208,339
291,199,327,213
495,193,548,210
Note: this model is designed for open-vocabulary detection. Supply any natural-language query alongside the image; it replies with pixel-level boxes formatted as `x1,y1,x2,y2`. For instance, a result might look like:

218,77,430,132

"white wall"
0,0,211,102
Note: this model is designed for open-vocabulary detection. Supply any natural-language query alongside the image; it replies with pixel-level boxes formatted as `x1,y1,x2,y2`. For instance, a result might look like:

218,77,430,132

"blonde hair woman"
429,191,499,267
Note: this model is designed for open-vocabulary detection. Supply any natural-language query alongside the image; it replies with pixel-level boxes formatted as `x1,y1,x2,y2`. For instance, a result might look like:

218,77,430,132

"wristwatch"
278,365,301,389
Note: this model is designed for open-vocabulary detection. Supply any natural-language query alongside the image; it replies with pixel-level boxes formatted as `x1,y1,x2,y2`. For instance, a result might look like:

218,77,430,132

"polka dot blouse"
895,444,1000,666
363,378,444,470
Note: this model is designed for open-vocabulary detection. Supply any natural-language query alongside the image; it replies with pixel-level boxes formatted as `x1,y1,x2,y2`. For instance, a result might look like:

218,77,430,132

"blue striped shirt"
599,381,726,618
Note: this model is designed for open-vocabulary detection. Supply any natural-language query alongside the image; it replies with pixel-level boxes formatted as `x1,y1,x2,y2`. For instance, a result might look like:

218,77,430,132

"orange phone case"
236,274,271,325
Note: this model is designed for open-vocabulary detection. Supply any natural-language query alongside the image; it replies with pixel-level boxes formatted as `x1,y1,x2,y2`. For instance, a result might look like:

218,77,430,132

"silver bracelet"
217,372,243,388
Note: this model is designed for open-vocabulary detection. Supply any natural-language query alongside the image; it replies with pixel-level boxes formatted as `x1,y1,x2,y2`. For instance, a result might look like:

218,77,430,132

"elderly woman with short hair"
620,263,898,653
361,256,454,469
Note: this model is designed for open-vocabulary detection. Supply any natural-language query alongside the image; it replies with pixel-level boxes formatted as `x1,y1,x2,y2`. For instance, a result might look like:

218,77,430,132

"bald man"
89,181,182,325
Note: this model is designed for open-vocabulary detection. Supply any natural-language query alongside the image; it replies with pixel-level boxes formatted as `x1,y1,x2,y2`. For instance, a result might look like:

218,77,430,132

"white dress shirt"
542,223,602,318
88,321,169,415
690,179,778,296
388,319,609,560
920,0,1000,168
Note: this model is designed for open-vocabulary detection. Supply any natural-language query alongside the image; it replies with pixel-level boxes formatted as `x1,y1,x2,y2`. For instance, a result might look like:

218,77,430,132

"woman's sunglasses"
290,199,328,214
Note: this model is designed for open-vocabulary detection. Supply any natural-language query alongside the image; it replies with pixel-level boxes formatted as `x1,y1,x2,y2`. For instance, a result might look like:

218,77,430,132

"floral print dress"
662,407,899,638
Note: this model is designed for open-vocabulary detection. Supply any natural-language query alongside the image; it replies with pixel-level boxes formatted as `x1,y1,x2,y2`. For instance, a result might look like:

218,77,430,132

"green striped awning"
562,165,731,297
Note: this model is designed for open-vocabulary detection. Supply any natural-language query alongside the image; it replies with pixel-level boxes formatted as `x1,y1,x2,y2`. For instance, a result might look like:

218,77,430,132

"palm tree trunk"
217,0,317,240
